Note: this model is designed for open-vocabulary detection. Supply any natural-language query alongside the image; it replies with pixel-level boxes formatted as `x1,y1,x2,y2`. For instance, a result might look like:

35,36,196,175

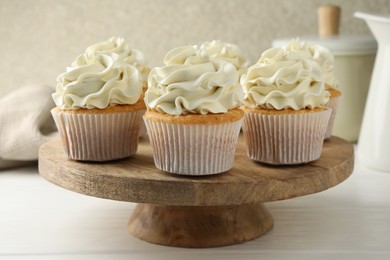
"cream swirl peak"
201,40,249,75
75,37,150,83
145,45,244,115
53,53,142,109
242,46,330,110
282,39,339,89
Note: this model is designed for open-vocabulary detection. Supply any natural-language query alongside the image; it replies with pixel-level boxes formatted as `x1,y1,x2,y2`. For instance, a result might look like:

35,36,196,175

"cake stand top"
39,136,354,206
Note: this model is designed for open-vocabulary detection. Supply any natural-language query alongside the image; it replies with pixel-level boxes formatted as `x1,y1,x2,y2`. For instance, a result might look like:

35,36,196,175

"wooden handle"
318,5,341,37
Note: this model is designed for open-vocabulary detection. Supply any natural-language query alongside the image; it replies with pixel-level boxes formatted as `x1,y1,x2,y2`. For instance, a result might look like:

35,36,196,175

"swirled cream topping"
242,46,329,110
78,37,150,84
201,40,249,75
145,45,244,115
283,39,339,89
53,53,142,109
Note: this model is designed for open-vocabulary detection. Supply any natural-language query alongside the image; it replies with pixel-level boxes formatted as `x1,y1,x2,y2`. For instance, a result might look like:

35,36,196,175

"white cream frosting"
53,53,142,109
201,40,249,75
282,39,339,89
78,37,150,84
145,45,244,115
242,46,330,110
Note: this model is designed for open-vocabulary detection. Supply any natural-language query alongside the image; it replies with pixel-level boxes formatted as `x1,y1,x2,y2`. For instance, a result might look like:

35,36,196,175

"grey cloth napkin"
0,85,58,170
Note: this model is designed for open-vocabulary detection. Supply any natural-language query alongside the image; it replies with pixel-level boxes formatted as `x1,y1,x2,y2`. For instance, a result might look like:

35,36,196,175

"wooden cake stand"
39,136,354,248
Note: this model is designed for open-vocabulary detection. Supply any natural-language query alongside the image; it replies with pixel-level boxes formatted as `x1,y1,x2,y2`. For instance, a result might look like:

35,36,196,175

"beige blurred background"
1,0,390,96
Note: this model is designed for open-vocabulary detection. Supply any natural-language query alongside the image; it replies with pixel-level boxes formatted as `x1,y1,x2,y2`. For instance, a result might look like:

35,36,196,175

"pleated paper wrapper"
242,109,331,165
324,95,341,139
51,108,145,161
144,118,244,176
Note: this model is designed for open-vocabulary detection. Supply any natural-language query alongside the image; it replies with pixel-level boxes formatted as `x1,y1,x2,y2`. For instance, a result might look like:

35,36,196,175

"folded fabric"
0,85,58,170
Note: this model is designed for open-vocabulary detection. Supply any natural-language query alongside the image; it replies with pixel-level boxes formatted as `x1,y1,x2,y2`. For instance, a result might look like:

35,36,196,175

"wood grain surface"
39,136,354,206
128,203,273,248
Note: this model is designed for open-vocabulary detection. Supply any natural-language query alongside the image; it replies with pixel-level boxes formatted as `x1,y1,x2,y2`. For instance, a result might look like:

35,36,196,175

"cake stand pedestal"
39,136,354,248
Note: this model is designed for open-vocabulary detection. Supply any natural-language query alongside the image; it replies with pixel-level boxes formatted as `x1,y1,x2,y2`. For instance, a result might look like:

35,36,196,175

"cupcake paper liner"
242,108,331,165
52,108,145,161
324,95,341,139
143,118,244,176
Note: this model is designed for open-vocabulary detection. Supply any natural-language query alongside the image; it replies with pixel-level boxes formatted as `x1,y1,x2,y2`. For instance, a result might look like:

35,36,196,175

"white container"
273,36,377,142
355,12,390,172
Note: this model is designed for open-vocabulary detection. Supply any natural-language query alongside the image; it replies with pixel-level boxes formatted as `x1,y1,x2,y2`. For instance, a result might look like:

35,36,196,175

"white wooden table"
1,150,389,259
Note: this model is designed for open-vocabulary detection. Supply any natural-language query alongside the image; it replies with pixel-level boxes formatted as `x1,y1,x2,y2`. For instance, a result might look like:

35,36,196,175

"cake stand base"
128,203,273,248
39,136,354,248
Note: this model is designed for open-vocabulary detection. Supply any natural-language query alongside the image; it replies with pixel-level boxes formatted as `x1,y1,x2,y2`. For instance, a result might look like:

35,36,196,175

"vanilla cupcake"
52,40,145,161
144,45,244,175
282,39,341,139
201,40,249,76
241,46,331,165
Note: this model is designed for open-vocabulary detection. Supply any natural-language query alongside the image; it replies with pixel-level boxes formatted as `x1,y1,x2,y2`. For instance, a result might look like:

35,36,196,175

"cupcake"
201,40,249,76
282,39,341,139
241,45,331,165
52,38,145,161
144,45,244,175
